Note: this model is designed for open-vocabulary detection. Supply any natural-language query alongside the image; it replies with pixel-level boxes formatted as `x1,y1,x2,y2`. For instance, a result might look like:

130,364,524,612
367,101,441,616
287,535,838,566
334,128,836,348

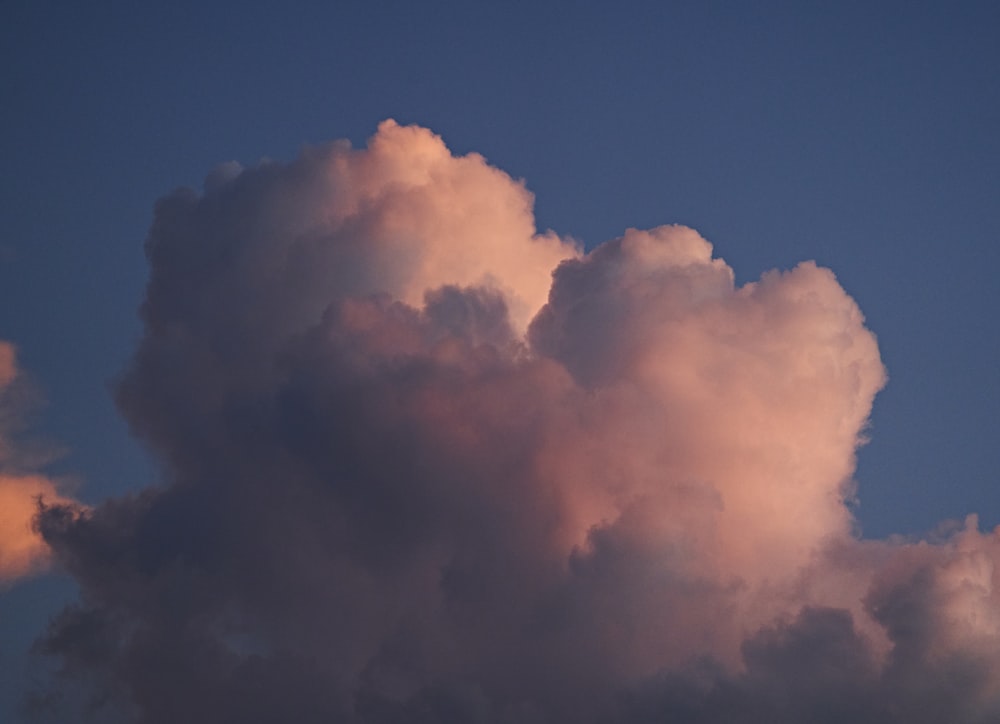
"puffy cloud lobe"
620,527,1000,724
118,119,575,468
532,229,885,582
31,123,1000,723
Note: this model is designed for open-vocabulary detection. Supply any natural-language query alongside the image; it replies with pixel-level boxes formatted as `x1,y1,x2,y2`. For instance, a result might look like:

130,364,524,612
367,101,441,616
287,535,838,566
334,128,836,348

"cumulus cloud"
0,342,73,584
28,122,1000,722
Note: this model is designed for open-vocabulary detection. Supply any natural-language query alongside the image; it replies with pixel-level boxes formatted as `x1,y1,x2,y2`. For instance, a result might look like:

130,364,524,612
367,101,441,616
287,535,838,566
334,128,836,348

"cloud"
0,342,73,584
0,473,63,583
29,122,1000,722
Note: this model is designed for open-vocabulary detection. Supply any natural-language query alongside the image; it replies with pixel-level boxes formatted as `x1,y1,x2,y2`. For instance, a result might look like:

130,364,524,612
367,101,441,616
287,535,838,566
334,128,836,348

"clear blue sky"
2,1,998,719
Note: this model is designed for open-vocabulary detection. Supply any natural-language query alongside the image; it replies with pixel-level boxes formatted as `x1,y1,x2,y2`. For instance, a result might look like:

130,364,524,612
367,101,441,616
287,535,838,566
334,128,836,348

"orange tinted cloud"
0,342,73,584
0,473,64,582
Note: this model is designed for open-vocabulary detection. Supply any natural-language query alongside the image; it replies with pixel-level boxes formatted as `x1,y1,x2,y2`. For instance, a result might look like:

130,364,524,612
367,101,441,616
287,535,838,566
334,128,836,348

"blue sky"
1,1,998,720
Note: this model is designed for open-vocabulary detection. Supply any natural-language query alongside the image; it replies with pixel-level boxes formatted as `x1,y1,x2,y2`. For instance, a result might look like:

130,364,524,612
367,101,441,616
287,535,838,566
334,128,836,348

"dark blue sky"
1,1,998,718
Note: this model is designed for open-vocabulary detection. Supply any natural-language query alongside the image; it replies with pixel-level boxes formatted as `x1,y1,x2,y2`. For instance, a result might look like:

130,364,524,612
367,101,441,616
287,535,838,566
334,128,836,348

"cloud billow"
28,122,1000,723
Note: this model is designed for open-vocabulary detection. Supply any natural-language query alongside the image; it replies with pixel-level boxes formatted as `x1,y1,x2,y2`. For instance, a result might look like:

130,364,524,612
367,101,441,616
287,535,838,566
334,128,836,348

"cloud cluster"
27,122,1000,722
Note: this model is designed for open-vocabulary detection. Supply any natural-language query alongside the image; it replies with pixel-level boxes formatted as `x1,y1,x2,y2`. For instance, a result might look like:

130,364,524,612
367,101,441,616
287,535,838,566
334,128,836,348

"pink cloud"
26,123,1000,722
